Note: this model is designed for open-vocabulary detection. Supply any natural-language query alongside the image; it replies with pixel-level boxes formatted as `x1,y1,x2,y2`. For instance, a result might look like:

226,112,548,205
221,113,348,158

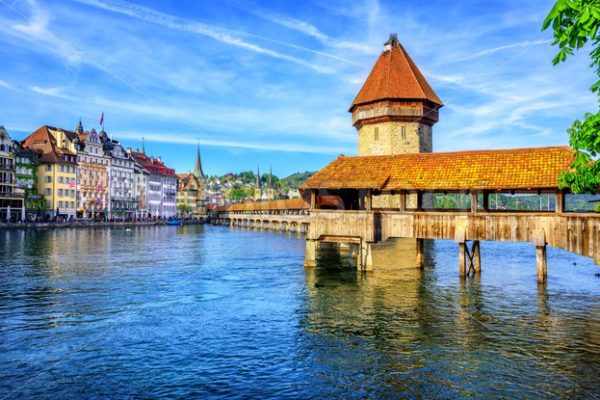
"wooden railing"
308,210,377,242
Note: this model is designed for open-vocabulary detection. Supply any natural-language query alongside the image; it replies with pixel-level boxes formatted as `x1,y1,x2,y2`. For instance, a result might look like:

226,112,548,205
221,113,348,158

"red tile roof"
350,39,443,111
301,146,575,191
218,198,308,212
131,151,175,177
21,125,78,165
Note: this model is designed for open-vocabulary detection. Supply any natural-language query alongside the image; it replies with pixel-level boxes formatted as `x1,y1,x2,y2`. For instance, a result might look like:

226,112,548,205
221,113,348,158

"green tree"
177,204,191,215
543,0,600,193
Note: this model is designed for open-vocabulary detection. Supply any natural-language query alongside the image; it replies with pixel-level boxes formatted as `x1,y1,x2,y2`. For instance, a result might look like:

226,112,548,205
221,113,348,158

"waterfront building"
130,150,150,220
22,126,78,218
101,132,136,219
14,142,45,218
0,126,24,221
76,126,111,218
131,151,177,218
176,148,206,218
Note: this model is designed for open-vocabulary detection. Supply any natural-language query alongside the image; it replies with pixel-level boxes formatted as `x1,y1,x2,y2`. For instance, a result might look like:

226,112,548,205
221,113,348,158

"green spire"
194,143,204,179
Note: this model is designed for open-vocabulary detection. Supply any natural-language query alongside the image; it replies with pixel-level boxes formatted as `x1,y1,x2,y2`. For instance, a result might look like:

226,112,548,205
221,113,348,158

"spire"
256,166,260,188
194,143,205,179
349,34,443,112
269,166,272,189
142,137,146,155
75,118,84,134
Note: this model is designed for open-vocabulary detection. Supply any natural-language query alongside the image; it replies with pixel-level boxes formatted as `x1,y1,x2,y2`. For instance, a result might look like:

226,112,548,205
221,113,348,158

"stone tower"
349,34,443,156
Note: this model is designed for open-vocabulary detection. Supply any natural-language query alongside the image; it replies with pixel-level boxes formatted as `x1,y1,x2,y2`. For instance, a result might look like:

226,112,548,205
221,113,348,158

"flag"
69,180,75,189
99,112,104,126
97,182,103,191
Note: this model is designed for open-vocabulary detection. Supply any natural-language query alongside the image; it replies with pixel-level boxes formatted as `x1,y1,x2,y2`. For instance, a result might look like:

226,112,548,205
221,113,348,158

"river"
1,225,599,399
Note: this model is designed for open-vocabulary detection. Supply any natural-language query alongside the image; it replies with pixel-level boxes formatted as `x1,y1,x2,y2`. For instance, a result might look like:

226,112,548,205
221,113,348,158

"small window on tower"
374,127,379,141
401,126,407,140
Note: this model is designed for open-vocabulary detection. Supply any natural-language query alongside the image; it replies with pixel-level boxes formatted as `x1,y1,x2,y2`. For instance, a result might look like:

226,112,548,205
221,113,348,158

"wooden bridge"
212,147,600,284
211,199,310,233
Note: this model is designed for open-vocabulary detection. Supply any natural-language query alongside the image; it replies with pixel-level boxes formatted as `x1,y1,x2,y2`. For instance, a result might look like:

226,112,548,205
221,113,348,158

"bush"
595,203,600,213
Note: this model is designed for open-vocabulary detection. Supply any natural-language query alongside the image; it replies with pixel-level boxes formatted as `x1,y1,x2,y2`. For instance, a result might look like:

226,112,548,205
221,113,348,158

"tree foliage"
543,0,600,193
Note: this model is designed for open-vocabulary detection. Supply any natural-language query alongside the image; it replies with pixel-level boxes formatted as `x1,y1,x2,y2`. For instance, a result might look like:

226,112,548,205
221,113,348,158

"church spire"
75,118,84,134
194,144,205,179
142,137,146,155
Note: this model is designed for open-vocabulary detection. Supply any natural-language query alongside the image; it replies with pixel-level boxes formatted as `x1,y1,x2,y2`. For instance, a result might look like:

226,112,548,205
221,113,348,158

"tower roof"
349,34,443,111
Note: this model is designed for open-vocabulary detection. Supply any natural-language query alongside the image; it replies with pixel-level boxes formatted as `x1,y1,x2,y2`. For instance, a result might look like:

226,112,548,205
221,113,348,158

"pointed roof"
349,34,443,111
194,147,205,179
21,125,78,165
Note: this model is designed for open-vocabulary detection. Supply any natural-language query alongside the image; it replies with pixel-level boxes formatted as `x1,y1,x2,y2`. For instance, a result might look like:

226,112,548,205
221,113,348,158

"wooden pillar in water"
416,238,425,268
359,240,373,272
458,242,466,277
473,240,481,273
534,229,547,284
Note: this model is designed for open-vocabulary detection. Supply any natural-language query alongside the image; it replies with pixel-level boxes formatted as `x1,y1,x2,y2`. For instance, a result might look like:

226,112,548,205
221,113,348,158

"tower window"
401,126,407,140
374,127,379,141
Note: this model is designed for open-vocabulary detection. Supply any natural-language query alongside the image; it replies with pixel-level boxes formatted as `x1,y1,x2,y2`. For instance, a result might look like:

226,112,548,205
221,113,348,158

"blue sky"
0,0,596,177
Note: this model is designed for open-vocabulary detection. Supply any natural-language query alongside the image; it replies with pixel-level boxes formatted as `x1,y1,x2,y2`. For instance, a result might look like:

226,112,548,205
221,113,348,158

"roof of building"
300,146,575,191
21,125,78,165
217,198,308,212
349,35,443,111
130,151,175,177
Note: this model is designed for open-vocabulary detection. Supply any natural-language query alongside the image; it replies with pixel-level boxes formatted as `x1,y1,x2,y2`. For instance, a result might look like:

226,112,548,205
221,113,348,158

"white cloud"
71,0,335,73
116,130,354,155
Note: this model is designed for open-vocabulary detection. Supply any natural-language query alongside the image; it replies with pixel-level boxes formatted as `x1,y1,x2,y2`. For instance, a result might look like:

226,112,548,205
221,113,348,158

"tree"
543,0,600,193
177,204,191,215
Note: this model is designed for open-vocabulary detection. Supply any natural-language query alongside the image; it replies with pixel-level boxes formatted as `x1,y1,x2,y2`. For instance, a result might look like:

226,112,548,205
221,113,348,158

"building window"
401,126,407,140
45,176,51,183
45,188,51,196
58,189,63,196
374,127,379,141
46,164,52,171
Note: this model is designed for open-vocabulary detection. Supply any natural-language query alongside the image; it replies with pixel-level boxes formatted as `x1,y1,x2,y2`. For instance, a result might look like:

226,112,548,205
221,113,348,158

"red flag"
99,112,104,126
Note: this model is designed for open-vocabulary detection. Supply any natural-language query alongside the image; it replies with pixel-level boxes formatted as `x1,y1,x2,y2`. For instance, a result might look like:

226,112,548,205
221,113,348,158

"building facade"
76,127,111,218
0,126,24,221
101,132,136,219
131,151,177,218
22,126,78,219
14,143,45,218
176,148,206,218
130,151,149,220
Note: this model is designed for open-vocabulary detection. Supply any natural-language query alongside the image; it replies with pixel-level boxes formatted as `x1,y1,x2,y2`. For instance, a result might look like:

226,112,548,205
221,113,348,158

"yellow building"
22,126,79,219
176,148,206,218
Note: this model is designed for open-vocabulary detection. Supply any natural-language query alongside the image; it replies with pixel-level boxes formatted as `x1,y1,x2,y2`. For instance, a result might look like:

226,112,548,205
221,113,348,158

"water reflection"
1,227,600,399
302,240,600,399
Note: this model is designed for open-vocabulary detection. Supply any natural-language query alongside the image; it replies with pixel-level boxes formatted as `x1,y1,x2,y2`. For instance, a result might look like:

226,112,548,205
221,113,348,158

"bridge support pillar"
459,240,481,277
304,240,318,268
359,241,374,272
536,245,547,284
416,238,425,268
533,229,547,284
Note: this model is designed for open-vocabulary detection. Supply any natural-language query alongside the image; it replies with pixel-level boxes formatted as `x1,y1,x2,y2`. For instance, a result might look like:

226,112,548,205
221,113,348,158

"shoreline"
0,219,205,230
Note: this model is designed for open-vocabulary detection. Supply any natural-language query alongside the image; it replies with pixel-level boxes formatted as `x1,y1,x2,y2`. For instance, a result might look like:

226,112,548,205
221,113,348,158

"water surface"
1,225,599,399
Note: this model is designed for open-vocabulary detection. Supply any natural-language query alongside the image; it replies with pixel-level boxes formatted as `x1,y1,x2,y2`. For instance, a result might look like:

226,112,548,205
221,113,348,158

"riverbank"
0,219,205,230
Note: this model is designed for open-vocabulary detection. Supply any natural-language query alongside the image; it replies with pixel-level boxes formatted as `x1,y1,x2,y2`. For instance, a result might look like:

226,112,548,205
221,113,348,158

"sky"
0,0,597,177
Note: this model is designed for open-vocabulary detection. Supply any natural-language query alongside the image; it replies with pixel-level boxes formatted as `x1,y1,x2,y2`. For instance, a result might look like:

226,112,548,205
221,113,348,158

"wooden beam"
365,189,372,211
471,191,478,213
398,191,406,212
310,190,316,210
473,240,481,273
458,242,466,277
555,191,564,214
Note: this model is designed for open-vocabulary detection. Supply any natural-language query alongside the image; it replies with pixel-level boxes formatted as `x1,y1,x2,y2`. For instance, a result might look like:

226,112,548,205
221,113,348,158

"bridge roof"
301,146,574,191
218,198,309,212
